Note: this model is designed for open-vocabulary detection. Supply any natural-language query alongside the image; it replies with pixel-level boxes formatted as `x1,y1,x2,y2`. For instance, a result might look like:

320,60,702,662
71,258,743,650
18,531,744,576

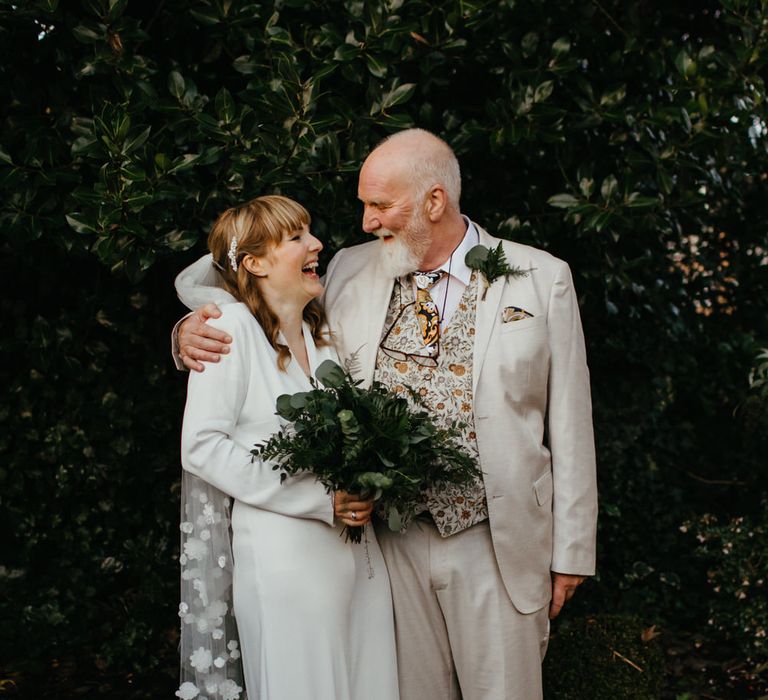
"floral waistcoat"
374,271,488,537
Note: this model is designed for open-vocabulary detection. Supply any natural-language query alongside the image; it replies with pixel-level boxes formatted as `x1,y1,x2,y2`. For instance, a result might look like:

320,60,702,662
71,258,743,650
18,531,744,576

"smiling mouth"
302,261,320,277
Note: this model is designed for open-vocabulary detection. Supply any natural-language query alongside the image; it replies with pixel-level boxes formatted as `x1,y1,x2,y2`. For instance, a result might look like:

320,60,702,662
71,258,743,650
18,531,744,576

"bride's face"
250,225,324,305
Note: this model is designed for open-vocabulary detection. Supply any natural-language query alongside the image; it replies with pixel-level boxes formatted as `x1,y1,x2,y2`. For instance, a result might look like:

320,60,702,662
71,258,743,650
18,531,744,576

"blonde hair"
208,195,329,370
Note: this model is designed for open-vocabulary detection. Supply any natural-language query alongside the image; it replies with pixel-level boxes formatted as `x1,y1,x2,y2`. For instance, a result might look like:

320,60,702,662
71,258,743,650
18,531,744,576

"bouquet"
253,359,480,543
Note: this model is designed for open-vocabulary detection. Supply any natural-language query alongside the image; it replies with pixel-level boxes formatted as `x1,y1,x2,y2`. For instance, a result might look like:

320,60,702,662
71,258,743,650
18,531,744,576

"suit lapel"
340,251,394,386
472,226,507,394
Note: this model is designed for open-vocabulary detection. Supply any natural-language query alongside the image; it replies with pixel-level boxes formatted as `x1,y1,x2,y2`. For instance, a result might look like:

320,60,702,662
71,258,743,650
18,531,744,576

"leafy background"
0,0,766,697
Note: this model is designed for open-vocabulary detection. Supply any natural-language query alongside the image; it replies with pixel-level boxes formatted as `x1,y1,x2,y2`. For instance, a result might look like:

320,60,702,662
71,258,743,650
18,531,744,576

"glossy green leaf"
215,88,236,123
675,49,696,77
168,70,185,99
521,31,538,56
365,54,387,78
233,56,258,74
552,36,571,55
625,194,659,209
534,81,554,103
72,24,102,43
156,229,196,251
65,213,98,234
547,193,580,209
381,83,416,110
600,175,618,200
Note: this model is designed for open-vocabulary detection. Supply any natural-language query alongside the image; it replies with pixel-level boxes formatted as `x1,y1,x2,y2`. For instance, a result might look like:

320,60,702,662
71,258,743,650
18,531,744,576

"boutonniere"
465,243,534,300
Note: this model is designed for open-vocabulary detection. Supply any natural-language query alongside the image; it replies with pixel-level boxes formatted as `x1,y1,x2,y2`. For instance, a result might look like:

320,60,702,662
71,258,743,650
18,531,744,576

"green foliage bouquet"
253,359,480,543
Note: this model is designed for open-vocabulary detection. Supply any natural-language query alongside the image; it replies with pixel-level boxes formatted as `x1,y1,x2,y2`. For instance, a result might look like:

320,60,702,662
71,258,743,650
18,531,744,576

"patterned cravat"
413,270,444,348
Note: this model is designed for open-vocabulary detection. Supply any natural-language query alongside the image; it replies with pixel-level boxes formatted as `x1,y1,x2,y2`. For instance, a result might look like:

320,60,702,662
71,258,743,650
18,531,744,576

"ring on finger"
350,511,357,521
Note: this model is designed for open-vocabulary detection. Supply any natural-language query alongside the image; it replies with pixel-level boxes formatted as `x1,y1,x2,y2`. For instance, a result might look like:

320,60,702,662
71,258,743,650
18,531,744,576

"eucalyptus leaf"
289,392,310,409
464,244,490,267
275,394,295,417
315,359,347,388
387,508,403,532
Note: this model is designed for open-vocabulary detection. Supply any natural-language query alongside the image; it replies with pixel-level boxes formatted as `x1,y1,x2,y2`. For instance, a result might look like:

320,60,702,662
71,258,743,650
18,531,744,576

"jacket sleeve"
546,261,598,575
170,254,240,370
180,309,335,524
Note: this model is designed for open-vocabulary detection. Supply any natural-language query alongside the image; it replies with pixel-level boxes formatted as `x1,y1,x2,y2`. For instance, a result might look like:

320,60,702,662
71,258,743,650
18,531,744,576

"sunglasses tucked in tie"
378,271,445,368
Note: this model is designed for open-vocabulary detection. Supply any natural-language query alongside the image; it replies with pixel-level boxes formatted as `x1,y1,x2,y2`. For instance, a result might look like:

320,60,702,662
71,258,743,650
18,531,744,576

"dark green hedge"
1,0,767,696
543,615,664,699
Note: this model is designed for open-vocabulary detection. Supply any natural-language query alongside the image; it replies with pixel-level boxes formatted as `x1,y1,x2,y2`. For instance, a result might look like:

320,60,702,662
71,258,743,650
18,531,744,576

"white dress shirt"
400,217,479,330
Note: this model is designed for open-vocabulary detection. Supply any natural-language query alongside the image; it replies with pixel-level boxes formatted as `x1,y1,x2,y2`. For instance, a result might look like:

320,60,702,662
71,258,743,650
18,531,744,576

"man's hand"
179,303,231,372
549,572,586,619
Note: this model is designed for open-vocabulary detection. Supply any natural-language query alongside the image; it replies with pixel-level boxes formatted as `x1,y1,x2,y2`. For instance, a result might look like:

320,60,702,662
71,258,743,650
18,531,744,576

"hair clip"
227,235,238,272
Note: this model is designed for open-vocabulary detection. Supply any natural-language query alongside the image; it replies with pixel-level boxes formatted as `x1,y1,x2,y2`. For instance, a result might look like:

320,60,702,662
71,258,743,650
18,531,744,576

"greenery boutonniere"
465,243,534,300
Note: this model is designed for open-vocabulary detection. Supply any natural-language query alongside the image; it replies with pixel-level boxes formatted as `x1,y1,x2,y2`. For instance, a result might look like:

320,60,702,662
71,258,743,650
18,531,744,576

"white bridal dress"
179,302,399,700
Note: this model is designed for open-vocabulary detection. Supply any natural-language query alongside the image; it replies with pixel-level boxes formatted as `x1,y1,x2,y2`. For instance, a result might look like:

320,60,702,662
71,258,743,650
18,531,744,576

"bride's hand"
334,491,374,527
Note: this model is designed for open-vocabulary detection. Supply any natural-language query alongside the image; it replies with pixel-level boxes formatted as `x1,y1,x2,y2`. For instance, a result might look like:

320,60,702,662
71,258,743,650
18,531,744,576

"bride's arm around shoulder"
181,303,334,523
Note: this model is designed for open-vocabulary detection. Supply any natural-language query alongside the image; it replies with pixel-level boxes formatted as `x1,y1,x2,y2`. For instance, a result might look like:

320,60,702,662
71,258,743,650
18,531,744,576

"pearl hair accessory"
227,235,238,272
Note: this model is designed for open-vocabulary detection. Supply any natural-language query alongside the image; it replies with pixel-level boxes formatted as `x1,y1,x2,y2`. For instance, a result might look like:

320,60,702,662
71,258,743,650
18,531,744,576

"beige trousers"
376,519,550,700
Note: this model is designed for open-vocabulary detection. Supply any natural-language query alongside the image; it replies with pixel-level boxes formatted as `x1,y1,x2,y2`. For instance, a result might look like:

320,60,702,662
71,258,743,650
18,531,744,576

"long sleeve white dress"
181,302,399,700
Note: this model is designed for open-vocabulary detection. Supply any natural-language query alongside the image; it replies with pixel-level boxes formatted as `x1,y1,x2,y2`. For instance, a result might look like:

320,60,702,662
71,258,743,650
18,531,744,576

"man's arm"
172,254,236,371
173,249,345,371
176,304,231,371
546,261,598,617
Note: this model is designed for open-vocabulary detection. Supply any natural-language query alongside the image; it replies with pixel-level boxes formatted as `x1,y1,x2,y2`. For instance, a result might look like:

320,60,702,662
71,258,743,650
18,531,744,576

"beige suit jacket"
322,224,598,614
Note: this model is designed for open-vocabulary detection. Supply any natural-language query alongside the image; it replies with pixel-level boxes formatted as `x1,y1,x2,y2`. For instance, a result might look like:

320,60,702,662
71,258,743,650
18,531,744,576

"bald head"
358,128,466,272
364,129,462,210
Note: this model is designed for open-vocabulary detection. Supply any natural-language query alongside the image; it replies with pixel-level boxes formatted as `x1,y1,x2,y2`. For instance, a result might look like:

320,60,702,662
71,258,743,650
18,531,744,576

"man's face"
358,154,432,276
358,155,413,239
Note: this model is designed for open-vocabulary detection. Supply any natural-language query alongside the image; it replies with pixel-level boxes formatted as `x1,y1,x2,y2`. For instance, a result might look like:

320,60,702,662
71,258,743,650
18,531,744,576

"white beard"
375,214,432,279
377,233,421,278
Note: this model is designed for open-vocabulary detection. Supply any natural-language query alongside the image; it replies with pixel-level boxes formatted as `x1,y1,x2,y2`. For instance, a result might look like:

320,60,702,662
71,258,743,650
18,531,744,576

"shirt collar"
448,217,479,286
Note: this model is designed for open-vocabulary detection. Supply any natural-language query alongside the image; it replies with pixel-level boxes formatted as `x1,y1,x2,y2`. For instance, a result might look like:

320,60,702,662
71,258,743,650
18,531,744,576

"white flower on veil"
175,681,200,699
208,599,227,618
184,537,208,561
189,646,213,673
204,674,223,693
219,679,244,700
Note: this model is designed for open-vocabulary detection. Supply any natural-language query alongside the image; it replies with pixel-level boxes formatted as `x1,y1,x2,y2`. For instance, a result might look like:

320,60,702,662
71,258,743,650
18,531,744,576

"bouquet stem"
343,524,364,544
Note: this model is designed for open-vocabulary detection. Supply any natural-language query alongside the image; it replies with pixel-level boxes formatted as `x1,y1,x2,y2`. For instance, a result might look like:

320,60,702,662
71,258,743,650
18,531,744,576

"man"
175,129,597,699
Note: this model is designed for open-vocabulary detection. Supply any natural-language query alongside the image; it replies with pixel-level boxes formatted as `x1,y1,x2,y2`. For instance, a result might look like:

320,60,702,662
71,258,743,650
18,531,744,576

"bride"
176,195,399,700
